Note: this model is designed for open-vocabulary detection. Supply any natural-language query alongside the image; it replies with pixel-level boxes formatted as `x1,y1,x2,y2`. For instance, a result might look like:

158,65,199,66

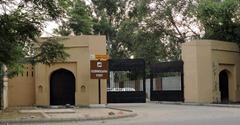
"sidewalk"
0,106,137,124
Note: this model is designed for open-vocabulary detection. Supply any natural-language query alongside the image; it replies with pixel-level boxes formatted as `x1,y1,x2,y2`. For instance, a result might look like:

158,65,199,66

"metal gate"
107,59,146,103
150,61,184,101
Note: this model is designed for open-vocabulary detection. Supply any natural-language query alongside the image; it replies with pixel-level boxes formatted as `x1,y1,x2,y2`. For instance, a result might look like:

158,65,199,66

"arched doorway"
219,70,229,103
50,69,75,105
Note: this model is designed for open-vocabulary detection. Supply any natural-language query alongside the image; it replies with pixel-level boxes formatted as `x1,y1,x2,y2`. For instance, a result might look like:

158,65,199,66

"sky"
41,21,59,37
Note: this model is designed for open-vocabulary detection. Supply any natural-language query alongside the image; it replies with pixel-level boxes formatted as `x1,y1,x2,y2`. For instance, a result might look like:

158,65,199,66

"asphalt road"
14,103,240,125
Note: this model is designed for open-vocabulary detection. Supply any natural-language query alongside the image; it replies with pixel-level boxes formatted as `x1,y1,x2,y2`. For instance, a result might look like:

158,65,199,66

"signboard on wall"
90,60,109,79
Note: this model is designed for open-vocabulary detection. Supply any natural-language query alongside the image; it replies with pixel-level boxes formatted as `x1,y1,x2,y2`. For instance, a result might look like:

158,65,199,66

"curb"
106,107,133,112
0,112,137,124
154,101,240,108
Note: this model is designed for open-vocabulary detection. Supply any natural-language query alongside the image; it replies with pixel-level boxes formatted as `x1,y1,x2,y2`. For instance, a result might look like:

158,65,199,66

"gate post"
98,79,101,104
0,64,8,110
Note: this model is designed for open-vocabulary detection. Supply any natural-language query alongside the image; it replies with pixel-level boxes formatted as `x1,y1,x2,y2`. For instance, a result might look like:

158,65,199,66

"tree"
0,0,70,109
90,0,202,61
54,0,201,63
54,0,93,36
90,0,152,58
69,0,93,35
53,22,72,36
143,0,202,61
196,0,240,43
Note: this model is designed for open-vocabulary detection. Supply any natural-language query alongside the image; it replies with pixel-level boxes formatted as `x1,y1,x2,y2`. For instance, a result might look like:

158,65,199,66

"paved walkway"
0,106,136,124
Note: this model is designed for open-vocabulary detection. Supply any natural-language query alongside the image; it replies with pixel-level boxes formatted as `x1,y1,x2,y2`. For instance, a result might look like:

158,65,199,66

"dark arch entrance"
219,70,229,103
50,69,75,105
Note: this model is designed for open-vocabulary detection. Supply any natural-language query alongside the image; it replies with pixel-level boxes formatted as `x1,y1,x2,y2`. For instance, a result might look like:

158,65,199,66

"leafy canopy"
0,0,70,76
54,0,93,36
196,0,240,43
54,0,201,64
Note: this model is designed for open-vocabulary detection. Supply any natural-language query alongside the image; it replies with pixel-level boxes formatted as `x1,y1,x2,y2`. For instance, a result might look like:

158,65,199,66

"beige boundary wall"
8,35,107,107
182,40,240,103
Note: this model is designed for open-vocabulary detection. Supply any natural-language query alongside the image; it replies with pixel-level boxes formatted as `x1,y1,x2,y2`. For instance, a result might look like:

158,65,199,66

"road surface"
14,103,240,125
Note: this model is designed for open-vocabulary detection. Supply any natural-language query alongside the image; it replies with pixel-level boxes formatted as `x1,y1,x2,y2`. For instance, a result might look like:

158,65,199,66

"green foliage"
0,10,39,66
91,0,128,22
91,0,130,57
5,64,24,78
91,0,151,58
134,31,168,64
22,0,69,19
93,17,115,37
53,22,72,36
0,0,70,109
145,0,201,60
69,0,93,35
55,0,200,64
90,0,200,62
92,0,119,16
196,0,240,43
58,0,74,10
0,0,69,76
32,38,69,65
54,0,93,35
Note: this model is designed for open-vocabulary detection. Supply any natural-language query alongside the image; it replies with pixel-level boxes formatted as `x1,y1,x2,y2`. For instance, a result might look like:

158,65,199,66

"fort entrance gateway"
50,69,76,105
